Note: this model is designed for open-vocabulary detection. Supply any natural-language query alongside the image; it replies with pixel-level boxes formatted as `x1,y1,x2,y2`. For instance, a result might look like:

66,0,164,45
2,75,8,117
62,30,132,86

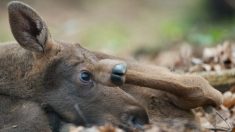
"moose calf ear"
8,1,50,53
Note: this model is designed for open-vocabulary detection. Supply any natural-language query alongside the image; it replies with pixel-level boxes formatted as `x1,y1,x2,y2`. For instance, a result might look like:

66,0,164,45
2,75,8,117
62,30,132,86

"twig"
190,68,235,92
214,110,232,132
204,106,232,132
207,127,231,132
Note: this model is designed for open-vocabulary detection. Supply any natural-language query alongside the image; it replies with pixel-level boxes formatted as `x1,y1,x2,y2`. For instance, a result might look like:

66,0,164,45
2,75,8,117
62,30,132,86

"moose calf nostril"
124,107,149,129
223,59,231,65
126,113,149,129
112,64,127,76
128,116,144,129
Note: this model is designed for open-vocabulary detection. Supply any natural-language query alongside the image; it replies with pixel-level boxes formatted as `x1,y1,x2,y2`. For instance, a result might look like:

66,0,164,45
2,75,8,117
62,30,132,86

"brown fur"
0,2,149,132
0,1,223,132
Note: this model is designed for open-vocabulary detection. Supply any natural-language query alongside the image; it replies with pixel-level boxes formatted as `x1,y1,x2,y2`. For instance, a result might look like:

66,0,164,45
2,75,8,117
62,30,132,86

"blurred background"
1,0,235,60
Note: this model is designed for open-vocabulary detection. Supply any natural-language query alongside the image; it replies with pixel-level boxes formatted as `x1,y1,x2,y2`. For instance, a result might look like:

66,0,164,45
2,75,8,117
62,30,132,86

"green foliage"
160,20,188,42
186,23,234,46
80,22,130,52
158,0,235,46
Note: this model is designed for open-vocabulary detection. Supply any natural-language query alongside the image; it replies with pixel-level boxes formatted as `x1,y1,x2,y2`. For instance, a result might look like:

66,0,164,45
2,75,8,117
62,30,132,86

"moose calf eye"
80,71,92,83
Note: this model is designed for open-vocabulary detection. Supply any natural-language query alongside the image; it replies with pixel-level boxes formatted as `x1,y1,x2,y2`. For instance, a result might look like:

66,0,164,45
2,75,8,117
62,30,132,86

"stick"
192,68,235,92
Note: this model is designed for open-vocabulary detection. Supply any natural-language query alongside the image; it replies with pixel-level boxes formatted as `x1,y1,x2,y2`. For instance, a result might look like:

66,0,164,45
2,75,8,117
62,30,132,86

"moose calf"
0,1,222,132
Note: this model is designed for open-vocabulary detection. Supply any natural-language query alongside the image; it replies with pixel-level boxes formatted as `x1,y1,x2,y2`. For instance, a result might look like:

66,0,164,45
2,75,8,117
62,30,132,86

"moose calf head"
2,1,149,129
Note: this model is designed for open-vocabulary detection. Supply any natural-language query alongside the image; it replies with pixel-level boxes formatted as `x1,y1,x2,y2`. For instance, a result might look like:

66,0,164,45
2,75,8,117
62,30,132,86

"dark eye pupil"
80,71,91,82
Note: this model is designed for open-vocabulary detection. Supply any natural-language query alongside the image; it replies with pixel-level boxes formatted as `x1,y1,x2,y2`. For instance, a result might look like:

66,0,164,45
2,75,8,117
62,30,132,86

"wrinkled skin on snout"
0,1,149,131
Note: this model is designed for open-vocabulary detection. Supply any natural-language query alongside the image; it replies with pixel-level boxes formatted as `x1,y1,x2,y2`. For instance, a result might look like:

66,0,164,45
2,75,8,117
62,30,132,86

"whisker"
74,104,88,126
